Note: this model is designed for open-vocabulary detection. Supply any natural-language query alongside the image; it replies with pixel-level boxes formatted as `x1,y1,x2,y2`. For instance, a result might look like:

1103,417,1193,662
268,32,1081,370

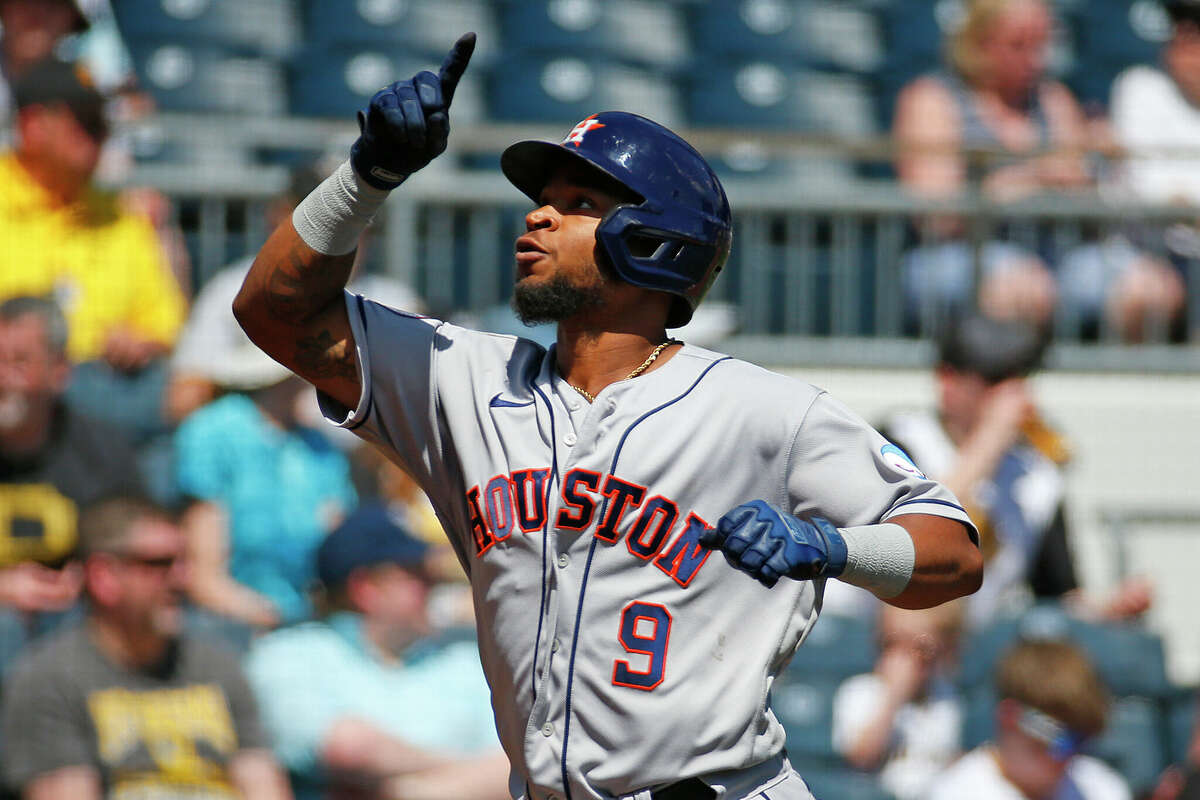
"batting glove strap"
702,500,849,588
837,522,916,600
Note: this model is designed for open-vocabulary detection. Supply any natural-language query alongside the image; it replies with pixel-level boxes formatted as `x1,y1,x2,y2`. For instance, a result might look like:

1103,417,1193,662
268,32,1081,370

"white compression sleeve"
291,160,391,256
837,522,916,599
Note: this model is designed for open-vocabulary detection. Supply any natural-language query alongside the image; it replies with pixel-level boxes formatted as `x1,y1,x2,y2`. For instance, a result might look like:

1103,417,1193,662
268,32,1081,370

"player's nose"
524,204,560,231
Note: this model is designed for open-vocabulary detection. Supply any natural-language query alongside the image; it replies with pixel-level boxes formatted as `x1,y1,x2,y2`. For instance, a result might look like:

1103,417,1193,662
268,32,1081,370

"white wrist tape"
292,160,391,256
837,523,915,599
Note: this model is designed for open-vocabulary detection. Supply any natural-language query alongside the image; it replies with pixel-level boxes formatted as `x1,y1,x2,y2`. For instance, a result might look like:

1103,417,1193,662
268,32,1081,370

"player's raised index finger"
437,32,476,106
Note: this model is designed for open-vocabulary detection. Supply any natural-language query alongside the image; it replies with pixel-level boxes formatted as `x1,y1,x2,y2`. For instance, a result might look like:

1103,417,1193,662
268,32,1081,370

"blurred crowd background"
0,0,1198,798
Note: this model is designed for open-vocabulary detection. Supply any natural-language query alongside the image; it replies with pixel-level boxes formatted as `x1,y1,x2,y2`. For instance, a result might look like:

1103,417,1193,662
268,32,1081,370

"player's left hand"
700,499,848,588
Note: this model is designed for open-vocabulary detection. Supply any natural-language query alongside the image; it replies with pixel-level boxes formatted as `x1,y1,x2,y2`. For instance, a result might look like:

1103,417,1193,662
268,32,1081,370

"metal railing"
133,115,1200,371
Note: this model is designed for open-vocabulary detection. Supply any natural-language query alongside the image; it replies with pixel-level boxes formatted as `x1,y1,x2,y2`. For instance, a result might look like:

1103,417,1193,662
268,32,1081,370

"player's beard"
512,273,606,324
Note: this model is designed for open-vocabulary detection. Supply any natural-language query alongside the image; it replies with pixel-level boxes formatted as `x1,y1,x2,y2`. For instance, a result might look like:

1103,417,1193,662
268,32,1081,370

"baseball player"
234,33,983,800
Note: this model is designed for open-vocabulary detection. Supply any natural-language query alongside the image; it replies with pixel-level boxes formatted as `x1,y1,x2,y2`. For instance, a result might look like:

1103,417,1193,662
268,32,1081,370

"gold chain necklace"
569,339,680,404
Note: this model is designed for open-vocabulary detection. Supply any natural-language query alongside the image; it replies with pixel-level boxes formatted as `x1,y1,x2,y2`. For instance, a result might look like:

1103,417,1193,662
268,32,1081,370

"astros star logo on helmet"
562,115,606,147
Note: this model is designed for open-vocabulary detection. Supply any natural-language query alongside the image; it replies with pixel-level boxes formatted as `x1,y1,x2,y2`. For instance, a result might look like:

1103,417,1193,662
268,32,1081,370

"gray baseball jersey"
320,293,976,800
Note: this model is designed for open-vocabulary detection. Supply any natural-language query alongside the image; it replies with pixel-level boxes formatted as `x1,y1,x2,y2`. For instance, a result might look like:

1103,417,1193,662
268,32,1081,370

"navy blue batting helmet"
501,111,733,328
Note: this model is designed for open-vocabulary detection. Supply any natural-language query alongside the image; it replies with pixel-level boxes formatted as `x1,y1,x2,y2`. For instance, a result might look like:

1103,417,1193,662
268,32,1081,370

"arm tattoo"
294,329,357,381
264,246,352,323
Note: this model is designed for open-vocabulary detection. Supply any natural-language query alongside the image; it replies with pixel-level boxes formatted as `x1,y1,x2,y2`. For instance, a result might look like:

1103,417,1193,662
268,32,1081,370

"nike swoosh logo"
489,393,534,408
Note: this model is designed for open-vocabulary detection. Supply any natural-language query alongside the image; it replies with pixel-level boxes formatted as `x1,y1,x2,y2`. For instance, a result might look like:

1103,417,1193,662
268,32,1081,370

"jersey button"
557,553,570,568
569,400,581,411
551,637,561,652
541,722,555,737
563,433,577,446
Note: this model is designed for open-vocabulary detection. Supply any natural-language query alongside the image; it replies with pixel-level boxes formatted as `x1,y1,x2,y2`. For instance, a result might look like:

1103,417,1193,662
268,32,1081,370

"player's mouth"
515,237,548,275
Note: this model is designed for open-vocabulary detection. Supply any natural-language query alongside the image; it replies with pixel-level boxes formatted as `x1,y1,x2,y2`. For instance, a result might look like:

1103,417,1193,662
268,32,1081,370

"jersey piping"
559,355,733,799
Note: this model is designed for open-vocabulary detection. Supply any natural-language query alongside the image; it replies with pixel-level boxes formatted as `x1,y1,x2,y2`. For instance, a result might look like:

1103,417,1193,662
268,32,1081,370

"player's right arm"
233,33,476,410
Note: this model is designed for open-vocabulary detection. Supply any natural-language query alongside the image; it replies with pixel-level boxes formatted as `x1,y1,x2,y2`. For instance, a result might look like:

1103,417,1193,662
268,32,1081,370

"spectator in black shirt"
0,295,143,672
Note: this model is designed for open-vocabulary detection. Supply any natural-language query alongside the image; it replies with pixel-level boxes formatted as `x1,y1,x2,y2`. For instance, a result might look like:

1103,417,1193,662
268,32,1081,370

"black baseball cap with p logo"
12,57,108,141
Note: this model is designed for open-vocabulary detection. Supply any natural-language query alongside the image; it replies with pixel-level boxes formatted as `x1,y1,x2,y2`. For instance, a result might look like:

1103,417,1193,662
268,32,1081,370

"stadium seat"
484,54,684,128
1065,618,1172,699
496,0,689,69
957,606,1171,699
1061,0,1169,108
771,675,842,761
1165,690,1198,765
126,41,288,115
790,759,898,800
686,60,877,138
690,1,884,74
289,47,486,122
303,0,498,61
1089,696,1170,794
789,612,877,680
112,0,300,58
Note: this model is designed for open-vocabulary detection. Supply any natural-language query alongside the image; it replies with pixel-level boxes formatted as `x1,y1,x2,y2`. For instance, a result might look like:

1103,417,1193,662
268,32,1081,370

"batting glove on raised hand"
700,499,849,588
350,32,476,190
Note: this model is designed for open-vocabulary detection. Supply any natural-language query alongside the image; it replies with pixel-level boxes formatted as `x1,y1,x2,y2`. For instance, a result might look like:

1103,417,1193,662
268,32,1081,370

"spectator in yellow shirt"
0,58,186,439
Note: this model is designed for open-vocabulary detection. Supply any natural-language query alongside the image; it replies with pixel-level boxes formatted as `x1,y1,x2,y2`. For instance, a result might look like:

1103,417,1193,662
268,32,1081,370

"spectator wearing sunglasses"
929,638,1129,800
0,494,292,800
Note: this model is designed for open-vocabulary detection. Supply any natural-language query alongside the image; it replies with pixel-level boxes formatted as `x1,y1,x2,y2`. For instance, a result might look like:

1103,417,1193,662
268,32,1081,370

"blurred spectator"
833,602,966,800
174,340,355,628
928,638,1129,800
1111,0,1200,208
168,163,422,425
1110,0,1200,340
0,0,88,128
893,0,1183,338
245,504,509,800
0,296,146,671
0,494,292,799
0,57,186,441
877,313,1152,627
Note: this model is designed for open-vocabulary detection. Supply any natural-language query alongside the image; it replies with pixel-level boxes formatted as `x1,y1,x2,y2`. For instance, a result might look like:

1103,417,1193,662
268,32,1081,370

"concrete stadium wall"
776,365,1200,686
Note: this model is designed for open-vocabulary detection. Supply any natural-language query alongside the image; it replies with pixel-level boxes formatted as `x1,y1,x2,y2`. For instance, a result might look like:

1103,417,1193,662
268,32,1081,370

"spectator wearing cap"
0,0,88,127
870,313,1151,627
244,504,509,800
173,336,356,629
928,638,1129,800
0,493,293,800
0,56,186,440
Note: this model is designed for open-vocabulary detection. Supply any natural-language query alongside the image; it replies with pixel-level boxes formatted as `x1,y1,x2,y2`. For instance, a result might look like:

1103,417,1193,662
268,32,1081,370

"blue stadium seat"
1065,618,1172,699
496,0,689,69
772,675,842,761
790,613,877,680
126,41,288,115
960,684,996,750
690,1,884,74
484,54,684,128
1166,690,1197,765
686,60,877,137
957,606,1172,699
1061,0,1169,108
289,47,486,122
791,759,897,800
112,0,300,58
303,0,497,60
1089,696,1170,794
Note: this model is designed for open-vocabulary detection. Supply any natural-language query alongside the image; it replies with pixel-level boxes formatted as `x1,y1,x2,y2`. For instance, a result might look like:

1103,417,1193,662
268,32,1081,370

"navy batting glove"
350,32,476,190
700,500,848,588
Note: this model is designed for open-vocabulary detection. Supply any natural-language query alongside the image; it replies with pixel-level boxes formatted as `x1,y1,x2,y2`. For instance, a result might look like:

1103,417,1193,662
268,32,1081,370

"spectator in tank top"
892,0,1184,341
